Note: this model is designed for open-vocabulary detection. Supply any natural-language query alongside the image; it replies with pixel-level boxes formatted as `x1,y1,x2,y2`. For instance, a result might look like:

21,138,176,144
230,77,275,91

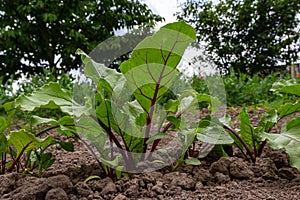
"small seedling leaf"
146,132,171,144
84,175,101,183
185,157,201,165
59,142,74,152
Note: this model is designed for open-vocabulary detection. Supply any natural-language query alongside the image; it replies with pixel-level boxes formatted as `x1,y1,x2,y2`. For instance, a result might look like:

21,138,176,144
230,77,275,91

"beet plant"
72,21,231,174
220,80,300,171
0,100,75,176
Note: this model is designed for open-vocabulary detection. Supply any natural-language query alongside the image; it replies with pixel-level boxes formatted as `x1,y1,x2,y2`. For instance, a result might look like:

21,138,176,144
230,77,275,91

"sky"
141,0,185,27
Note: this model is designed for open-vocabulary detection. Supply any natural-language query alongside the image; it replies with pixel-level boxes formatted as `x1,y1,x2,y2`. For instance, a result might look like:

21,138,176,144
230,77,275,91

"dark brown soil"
1,107,300,200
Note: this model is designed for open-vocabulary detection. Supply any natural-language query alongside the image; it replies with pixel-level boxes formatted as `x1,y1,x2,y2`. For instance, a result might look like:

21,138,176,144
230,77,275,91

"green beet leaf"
31,115,75,137
30,115,59,127
262,122,300,172
0,117,6,133
0,132,7,155
146,132,172,144
257,108,278,133
119,22,196,112
15,82,91,117
238,108,258,149
185,157,201,165
278,101,300,118
271,80,300,97
197,125,233,145
76,49,123,89
7,130,53,158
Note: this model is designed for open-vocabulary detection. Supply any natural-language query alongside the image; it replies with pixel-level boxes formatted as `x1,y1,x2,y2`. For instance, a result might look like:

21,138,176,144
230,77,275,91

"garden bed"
1,107,300,200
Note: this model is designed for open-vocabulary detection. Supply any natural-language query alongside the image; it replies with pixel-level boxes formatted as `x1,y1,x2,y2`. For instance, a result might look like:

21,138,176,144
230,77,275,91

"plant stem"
90,115,135,171
222,125,256,163
147,112,182,160
257,140,267,157
7,141,33,172
1,153,5,174
35,124,75,137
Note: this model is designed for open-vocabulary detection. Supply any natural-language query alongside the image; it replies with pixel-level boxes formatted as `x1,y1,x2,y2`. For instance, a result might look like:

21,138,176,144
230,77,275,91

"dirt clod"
47,175,73,193
75,182,92,197
209,157,233,175
278,167,299,180
45,188,68,200
229,158,254,179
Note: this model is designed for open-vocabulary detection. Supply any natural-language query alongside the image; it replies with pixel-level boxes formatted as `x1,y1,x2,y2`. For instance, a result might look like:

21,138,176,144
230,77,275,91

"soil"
1,107,300,200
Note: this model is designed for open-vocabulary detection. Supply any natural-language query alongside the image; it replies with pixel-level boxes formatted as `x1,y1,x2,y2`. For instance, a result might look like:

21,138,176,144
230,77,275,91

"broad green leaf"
196,116,212,129
58,116,74,125
7,130,53,157
281,117,300,133
272,80,300,96
2,102,16,128
258,109,278,132
185,157,201,165
3,101,15,112
57,116,76,137
76,116,107,149
146,132,171,144
15,82,91,117
262,123,300,172
31,116,75,137
164,99,179,112
278,101,300,118
30,116,59,127
166,116,181,129
0,117,6,133
76,49,123,89
197,126,233,144
0,132,7,154
175,91,220,119
40,152,55,169
238,108,257,148
119,22,196,112
219,114,231,127
59,142,74,152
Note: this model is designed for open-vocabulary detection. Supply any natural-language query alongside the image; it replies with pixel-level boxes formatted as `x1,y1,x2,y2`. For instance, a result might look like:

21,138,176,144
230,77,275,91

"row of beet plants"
1,22,300,178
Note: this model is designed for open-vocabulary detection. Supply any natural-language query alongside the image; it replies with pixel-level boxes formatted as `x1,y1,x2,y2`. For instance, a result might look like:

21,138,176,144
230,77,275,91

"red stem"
223,125,256,163
7,141,33,172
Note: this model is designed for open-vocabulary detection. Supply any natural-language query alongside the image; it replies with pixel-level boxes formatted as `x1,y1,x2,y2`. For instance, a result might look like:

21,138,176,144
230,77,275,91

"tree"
178,0,300,75
0,0,163,82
